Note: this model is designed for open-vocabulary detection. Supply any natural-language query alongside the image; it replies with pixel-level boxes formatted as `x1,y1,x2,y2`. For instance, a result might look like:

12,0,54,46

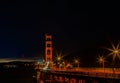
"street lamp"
62,61,65,69
97,55,105,70
74,59,79,69
105,42,120,74
97,55,106,77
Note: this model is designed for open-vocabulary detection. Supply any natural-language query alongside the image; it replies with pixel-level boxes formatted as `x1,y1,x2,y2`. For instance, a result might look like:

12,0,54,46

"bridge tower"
45,34,52,63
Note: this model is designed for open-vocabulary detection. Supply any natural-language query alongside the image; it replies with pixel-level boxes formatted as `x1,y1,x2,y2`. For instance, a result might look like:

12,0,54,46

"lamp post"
74,59,79,69
100,57,104,70
97,55,105,74
62,61,65,69
105,42,120,74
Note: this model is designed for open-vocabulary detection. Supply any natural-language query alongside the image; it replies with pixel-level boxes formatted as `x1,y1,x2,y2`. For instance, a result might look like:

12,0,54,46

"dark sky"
0,1,120,65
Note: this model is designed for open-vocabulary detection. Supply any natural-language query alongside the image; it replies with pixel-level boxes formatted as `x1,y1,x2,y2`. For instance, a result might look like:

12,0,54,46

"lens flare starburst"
97,55,105,64
105,42,120,61
53,51,64,62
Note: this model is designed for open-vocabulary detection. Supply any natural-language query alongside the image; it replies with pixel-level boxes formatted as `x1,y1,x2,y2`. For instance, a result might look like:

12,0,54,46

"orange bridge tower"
45,34,52,62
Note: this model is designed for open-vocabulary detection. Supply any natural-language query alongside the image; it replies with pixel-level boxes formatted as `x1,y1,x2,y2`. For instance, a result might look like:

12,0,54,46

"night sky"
0,1,120,66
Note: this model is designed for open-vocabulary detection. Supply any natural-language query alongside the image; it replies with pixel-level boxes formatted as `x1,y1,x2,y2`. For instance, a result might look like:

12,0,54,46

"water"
0,62,37,83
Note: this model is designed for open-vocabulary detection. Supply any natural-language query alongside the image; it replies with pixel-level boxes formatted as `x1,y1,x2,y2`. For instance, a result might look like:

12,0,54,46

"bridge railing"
49,67,120,79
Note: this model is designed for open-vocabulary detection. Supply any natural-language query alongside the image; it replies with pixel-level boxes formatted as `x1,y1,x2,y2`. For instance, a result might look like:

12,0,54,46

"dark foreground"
0,62,37,83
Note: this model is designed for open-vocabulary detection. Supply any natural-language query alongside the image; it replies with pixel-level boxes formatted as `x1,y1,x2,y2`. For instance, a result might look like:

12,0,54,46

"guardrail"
50,68,120,79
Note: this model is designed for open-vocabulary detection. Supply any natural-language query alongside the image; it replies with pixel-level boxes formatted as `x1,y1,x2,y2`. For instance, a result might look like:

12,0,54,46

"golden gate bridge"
0,34,120,83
